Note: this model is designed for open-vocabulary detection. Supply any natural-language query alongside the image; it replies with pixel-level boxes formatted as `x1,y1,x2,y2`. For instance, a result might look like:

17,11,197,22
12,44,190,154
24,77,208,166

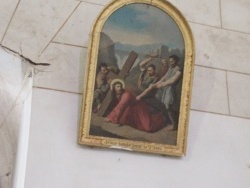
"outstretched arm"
156,71,182,88
154,71,168,84
136,84,155,100
139,54,158,70
139,57,153,70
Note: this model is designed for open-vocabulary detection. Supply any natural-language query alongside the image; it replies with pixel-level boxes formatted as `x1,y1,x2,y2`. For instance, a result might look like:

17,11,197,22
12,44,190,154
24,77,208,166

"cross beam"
97,51,138,116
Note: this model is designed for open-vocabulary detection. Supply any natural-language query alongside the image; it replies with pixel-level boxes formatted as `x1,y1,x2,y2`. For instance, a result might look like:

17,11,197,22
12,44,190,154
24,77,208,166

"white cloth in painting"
156,66,181,110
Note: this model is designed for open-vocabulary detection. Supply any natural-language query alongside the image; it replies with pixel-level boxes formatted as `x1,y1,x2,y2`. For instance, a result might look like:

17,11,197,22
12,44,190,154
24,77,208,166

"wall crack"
0,44,50,66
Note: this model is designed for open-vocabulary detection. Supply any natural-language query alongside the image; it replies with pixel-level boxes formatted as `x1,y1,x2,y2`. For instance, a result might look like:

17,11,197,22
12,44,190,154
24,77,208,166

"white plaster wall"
25,89,250,188
0,0,249,188
0,48,33,188
0,48,23,188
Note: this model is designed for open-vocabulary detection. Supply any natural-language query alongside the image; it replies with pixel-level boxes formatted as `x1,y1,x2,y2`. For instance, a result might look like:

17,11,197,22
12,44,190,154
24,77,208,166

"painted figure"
138,56,159,94
154,55,182,130
93,63,110,112
160,58,169,78
137,55,182,130
104,79,166,133
136,56,169,119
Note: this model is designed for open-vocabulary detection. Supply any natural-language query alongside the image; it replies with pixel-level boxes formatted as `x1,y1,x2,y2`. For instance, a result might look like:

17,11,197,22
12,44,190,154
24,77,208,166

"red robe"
107,91,166,133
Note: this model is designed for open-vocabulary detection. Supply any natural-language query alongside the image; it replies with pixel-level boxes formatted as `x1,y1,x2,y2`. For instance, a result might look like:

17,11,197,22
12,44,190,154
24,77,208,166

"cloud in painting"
102,4,184,49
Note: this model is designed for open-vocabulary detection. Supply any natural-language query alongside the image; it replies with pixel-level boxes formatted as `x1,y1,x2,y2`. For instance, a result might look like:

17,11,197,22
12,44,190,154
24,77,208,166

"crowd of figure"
92,54,183,133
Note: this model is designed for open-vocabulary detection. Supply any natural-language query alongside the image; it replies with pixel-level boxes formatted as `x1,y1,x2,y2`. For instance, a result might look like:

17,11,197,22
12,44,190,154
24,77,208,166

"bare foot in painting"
166,124,175,131
104,118,111,122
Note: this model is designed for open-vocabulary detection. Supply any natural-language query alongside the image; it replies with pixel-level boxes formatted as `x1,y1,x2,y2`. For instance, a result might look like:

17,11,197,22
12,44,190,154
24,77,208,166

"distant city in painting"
90,3,185,146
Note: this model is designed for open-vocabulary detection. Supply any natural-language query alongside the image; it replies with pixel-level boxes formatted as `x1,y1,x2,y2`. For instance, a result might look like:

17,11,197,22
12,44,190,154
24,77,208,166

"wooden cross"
97,51,138,116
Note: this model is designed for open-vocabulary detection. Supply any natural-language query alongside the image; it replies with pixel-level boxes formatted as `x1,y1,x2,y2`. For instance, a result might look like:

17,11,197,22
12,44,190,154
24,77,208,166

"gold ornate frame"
78,0,194,156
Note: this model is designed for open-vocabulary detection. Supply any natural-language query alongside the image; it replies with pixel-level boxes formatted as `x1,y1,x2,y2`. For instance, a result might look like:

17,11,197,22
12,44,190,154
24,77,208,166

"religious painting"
79,0,194,156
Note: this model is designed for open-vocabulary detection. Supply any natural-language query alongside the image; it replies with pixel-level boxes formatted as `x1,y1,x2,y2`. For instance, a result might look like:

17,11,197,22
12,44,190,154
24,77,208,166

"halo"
110,79,125,90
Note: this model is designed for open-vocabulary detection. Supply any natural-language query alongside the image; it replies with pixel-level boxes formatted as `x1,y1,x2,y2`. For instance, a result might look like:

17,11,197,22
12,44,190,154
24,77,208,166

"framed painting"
79,0,194,156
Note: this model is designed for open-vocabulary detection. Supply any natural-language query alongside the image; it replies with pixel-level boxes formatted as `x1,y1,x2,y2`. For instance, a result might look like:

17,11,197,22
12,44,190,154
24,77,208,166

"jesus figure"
104,79,166,133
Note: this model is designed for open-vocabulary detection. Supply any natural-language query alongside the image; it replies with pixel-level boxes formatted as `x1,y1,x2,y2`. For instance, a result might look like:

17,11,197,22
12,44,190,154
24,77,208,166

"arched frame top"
79,0,195,157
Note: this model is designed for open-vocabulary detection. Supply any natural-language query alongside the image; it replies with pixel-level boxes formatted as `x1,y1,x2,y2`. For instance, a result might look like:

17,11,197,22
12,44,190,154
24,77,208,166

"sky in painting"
102,3,184,49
